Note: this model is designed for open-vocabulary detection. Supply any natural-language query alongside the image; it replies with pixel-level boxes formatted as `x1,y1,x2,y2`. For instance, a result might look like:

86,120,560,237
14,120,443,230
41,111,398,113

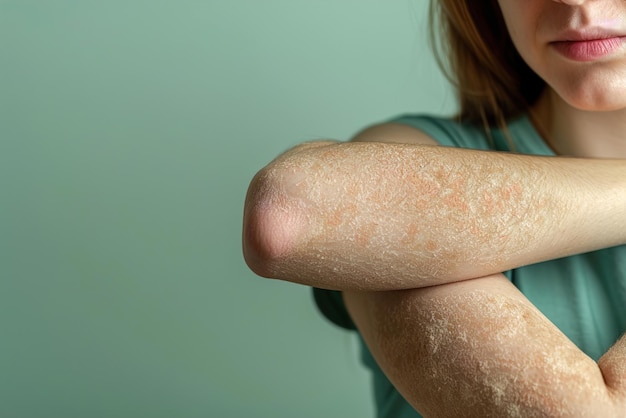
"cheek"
498,3,542,69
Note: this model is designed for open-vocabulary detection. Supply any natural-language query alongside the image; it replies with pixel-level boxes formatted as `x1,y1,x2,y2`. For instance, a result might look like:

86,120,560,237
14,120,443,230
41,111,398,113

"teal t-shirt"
313,114,626,418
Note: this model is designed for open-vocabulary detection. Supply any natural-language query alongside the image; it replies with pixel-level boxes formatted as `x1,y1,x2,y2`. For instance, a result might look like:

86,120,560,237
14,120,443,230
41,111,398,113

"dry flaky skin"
244,140,626,290
344,276,626,417
242,133,626,415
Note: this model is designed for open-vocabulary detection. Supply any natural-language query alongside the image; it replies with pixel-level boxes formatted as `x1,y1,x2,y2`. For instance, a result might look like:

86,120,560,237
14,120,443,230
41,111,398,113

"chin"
548,64,626,111
569,99,626,112
566,98,626,112
556,81,626,112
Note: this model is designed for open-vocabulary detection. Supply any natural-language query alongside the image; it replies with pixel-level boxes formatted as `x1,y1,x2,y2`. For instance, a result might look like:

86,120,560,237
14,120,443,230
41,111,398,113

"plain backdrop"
1,1,454,417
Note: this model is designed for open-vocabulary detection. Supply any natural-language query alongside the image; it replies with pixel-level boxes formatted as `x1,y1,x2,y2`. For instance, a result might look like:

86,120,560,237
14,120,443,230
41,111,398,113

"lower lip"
551,37,626,61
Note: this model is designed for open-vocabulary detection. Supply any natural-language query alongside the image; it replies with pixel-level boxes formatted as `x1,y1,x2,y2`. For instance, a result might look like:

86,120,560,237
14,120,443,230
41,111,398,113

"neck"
531,90,626,158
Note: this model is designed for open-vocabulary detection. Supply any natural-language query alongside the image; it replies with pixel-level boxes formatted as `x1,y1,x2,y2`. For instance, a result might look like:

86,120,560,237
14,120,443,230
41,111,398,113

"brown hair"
428,0,546,129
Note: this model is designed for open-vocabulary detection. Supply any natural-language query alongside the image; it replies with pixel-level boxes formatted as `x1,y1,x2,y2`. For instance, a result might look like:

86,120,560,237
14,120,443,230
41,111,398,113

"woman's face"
497,0,626,111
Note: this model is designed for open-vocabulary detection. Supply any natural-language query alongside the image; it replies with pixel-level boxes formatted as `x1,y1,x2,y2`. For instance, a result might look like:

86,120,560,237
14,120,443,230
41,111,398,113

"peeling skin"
258,142,557,289
242,165,307,276
243,134,626,416
345,276,623,417
244,139,626,290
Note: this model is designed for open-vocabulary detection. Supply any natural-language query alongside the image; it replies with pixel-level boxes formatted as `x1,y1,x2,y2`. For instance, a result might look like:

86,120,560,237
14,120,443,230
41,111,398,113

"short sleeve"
389,114,494,150
312,288,356,330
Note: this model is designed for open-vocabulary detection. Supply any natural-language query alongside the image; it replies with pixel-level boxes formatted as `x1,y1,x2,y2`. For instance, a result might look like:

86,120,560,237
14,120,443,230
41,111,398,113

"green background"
2,1,453,417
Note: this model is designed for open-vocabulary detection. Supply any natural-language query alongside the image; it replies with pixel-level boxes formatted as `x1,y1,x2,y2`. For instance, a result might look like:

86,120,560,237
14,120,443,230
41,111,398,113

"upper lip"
553,28,625,42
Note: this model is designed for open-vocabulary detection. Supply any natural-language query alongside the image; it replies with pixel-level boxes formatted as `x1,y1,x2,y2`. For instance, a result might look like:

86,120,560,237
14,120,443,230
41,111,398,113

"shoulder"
353,114,495,150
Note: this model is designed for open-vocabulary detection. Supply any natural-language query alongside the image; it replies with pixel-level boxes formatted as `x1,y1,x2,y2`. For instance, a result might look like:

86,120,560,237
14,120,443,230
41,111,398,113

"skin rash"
345,276,626,417
243,0,626,414
244,135,626,415
244,140,626,290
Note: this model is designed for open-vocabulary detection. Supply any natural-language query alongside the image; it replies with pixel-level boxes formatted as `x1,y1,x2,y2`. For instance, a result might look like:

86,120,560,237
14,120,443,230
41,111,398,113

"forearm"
243,140,626,290
344,276,626,417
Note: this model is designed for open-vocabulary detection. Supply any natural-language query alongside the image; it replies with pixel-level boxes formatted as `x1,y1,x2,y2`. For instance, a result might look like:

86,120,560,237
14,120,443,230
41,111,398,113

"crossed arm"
344,275,626,417
243,123,626,291
242,122,626,416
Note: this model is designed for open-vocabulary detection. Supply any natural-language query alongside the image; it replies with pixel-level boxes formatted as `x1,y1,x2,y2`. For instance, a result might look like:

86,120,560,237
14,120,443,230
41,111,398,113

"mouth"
550,29,626,61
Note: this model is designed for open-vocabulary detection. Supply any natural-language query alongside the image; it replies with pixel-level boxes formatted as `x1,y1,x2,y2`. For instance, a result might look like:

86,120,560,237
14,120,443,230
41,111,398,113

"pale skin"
244,128,626,290
243,0,626,415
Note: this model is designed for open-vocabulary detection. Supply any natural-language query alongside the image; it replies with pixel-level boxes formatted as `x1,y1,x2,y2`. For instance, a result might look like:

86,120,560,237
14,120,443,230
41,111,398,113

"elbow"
598,345,626,410
242,167,304,279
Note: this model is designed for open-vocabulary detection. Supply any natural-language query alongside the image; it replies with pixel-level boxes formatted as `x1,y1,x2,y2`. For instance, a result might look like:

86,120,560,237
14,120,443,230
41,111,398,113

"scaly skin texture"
242,123,626,415
243,140,626,290
344,276,626,417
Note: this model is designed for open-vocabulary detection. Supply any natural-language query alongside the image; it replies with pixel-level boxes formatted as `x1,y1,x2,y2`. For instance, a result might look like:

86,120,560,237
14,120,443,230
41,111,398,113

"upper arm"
343,275,620,417
350,122,439,145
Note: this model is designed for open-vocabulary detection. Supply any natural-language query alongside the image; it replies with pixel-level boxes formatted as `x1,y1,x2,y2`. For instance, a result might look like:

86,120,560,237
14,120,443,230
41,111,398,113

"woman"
243,0,626,416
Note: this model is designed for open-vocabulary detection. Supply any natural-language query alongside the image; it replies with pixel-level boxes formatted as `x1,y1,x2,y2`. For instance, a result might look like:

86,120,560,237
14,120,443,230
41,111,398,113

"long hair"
429,0,546,129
